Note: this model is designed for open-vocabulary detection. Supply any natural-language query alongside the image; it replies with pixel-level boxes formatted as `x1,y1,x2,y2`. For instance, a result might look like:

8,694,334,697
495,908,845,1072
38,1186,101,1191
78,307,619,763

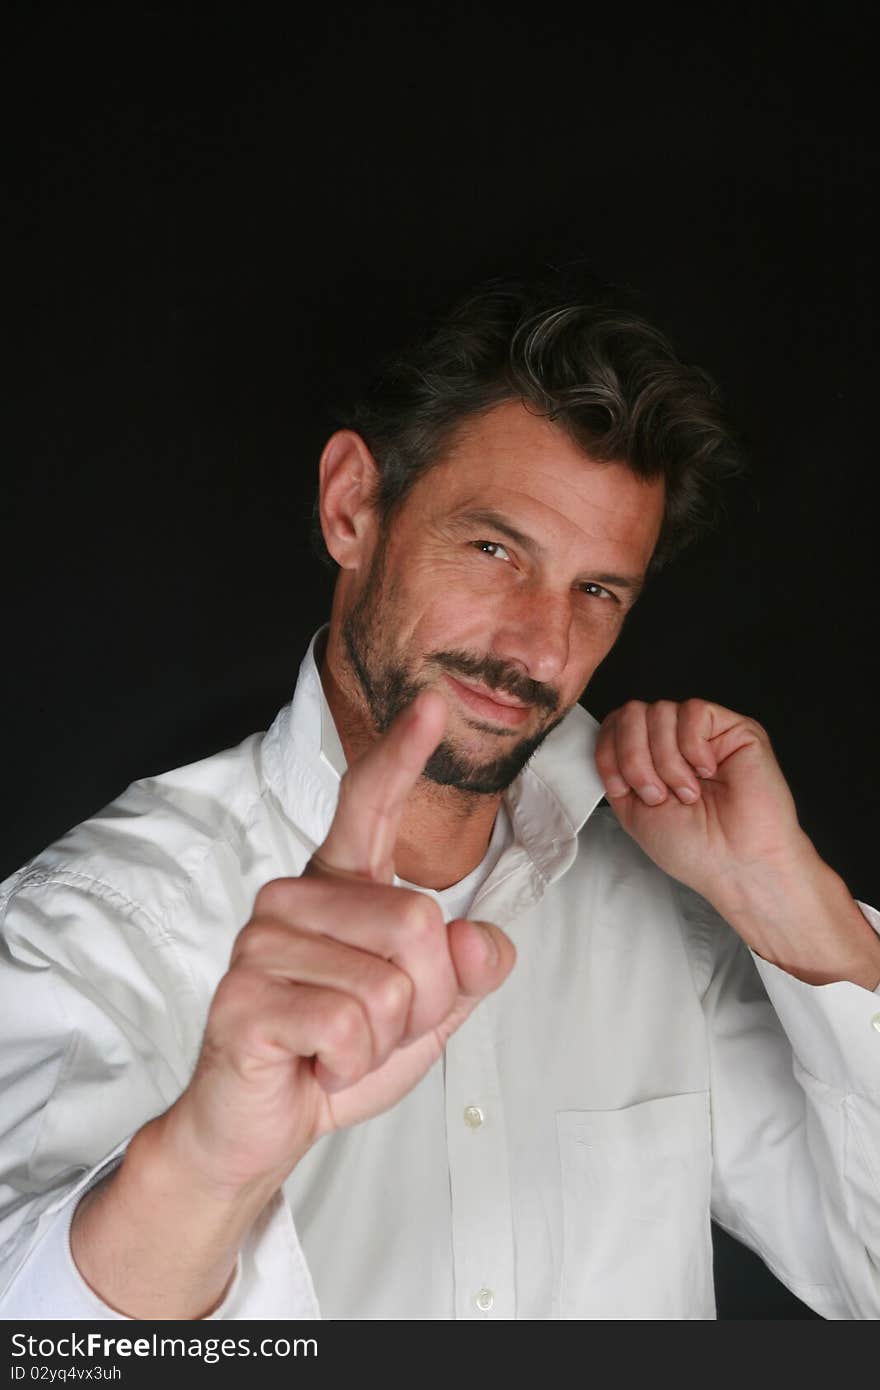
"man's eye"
582,582,615,601
473,540,511,562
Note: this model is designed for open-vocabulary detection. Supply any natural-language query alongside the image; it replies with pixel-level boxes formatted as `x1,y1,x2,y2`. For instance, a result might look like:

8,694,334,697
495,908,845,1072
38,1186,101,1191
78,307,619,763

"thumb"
429,920,516,1052
446,918,517,1000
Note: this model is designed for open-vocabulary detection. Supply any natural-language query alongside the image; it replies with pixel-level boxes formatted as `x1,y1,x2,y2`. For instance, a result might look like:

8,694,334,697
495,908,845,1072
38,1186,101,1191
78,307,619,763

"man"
2,276,879,1320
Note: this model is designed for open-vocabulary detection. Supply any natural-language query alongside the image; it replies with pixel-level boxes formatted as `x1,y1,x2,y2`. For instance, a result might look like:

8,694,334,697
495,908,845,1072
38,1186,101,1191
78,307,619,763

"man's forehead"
414,408,663,529
441,398,573,460
428,401,650,498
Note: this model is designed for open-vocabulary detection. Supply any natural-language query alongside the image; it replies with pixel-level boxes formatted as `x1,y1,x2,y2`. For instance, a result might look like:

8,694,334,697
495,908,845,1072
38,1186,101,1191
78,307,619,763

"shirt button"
475,1288,494,1312
463,1105,484,1129
871,1012,880,1034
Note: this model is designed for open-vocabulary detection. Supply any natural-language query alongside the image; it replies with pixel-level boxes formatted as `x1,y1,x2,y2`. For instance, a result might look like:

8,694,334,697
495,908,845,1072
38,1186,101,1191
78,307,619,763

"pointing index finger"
310,689,448,883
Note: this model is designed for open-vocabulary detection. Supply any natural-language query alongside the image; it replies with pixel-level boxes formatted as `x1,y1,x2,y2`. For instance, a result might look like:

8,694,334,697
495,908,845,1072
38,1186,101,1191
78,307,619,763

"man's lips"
443,673,533,728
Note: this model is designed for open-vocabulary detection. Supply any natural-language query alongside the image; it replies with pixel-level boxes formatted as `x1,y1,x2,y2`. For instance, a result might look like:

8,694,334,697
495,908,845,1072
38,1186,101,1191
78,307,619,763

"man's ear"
318,430,381,569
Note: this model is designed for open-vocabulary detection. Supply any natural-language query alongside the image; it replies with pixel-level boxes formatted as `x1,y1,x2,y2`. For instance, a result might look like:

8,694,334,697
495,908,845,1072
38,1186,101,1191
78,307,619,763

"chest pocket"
556,1091,715,1319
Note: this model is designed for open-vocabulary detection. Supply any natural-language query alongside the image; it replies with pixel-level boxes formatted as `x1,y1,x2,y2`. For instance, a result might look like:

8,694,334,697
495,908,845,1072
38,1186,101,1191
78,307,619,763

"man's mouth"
443,673,534,728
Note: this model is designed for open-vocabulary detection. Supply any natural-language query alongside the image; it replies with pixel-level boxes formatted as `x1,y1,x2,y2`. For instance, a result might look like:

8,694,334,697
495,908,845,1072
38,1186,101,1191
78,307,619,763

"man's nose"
491,586,572,685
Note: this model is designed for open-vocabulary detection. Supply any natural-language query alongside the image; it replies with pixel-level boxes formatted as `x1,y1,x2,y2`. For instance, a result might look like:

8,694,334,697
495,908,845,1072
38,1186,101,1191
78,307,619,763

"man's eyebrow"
455,507,646,594
458,508,540,554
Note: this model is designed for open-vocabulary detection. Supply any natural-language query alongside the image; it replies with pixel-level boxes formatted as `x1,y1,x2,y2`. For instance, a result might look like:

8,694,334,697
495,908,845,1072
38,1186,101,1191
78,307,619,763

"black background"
6,5,878,1318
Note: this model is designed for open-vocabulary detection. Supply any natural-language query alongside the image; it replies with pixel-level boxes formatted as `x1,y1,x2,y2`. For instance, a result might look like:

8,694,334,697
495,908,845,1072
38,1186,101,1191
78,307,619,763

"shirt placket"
444,968,517,1320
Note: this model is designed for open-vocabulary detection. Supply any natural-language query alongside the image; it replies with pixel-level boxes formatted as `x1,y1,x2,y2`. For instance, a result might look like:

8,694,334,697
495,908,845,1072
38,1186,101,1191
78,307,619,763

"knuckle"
370,966,413,1022
682,697,708,718
399,889,443,939
679,738,704,764
615,759,641,783
253,877,298,917
617,743,648,772
621,699,646,719
323,994,368,1054
233,919,279,964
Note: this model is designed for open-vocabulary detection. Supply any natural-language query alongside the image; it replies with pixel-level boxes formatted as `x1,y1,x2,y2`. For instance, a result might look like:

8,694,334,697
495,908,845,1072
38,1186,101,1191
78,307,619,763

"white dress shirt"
1,630,879,1320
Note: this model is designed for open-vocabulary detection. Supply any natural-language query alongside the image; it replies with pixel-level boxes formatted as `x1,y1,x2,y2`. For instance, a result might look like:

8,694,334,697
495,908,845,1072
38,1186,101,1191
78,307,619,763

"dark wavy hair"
312,272,745,577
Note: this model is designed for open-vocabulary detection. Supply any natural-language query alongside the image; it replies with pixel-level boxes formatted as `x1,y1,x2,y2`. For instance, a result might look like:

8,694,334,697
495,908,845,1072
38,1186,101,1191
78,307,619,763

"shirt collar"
318,666,348,780
262,627,608,880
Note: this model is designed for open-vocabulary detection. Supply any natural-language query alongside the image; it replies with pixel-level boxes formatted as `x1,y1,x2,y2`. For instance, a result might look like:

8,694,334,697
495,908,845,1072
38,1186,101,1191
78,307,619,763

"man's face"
341,399,665,794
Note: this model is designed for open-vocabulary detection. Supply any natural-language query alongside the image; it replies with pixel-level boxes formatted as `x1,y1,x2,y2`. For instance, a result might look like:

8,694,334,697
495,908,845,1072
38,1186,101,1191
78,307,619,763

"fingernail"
676,785,699,804
639,785,665,805
606,775,629,798
696,766,714,779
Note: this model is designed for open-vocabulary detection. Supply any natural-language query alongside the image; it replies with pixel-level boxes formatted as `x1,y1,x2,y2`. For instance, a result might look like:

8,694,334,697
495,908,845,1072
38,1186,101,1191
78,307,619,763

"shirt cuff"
1,1151,319,1321
750,900,880,1098
0,1147,131,1320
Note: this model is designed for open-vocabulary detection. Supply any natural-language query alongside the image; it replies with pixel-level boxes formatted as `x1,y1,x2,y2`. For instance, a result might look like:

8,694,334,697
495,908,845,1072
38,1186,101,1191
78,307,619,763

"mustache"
429,649,560,713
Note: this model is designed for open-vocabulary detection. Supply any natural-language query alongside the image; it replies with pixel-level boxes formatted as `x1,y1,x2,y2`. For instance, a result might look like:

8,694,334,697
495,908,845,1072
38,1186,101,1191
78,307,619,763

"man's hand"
165,687,515,1197
70,689,514,1318
595,698,880,990
594,698,807,901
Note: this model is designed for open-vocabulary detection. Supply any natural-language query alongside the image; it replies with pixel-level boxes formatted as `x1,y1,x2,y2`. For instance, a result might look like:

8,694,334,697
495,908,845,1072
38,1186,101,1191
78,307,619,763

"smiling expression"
336,399,666,794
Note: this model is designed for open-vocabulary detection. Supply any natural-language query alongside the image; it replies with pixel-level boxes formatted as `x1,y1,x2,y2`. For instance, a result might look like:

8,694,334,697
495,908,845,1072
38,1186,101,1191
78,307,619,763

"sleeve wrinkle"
5,867,202,1013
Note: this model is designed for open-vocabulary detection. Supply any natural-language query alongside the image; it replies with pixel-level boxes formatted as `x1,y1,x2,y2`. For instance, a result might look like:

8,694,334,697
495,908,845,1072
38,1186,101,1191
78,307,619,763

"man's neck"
318,633,501,891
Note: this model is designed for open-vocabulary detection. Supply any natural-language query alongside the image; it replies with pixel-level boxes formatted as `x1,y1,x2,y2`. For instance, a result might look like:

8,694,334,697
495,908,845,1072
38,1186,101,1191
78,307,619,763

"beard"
342,542,568,796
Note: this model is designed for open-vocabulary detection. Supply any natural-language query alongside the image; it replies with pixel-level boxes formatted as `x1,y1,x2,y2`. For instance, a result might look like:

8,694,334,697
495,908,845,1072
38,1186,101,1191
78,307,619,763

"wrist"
704,839,880,989
69,1112,283,1321
702,829,819,924
132,1105,287,1228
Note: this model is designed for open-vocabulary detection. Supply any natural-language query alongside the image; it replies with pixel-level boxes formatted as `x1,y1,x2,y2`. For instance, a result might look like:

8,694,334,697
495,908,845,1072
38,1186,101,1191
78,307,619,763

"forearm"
708,835,880,990
69,1112,282,1321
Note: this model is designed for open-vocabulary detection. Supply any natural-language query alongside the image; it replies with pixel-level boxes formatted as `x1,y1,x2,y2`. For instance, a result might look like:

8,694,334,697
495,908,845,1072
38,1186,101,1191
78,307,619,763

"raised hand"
162,689,516,1198
595,696,880,991
70,691,516,1320
594,698,809,904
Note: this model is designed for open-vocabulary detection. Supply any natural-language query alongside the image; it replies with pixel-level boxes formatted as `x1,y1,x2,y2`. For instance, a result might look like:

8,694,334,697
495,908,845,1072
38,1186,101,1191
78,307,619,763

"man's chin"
420,719,564,795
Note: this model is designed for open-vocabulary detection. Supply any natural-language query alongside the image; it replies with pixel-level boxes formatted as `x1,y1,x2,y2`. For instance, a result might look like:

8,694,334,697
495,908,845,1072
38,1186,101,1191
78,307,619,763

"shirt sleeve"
678,887,880,1319
0,868,320,1320
0,1149,133,1320
0,1159,316,1321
